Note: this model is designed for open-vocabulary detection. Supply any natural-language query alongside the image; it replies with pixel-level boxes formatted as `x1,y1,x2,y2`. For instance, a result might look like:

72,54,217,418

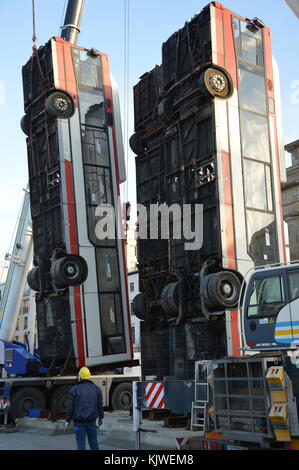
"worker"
65,367,104,450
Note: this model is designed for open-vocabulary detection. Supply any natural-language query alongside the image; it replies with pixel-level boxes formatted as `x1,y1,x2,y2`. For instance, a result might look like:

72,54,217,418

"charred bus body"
131,2,286,379
21,38,133,372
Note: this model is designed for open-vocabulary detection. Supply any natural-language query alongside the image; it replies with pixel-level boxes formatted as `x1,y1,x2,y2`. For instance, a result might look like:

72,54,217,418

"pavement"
11,411,202,451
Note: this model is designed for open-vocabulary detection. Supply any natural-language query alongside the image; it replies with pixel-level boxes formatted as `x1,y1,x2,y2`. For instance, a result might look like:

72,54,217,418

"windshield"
247,275,285,318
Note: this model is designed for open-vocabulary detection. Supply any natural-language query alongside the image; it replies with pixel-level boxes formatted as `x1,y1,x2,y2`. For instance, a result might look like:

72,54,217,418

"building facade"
283,140,299,261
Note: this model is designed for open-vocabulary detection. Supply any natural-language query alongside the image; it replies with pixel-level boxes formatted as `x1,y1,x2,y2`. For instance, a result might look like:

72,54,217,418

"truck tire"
51,254,88,288
199,66,233,100
111,382,132,411
10,387,46,421
45,90,75,119
27,267,40,292
51,385,72,412
203,271,241,310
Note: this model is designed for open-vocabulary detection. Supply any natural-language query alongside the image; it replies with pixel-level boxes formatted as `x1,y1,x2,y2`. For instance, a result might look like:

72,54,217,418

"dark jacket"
66,380,104,423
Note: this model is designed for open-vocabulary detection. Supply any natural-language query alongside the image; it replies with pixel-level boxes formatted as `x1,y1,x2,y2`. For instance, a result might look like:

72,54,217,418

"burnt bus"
131,1,286,379
21,38,133,372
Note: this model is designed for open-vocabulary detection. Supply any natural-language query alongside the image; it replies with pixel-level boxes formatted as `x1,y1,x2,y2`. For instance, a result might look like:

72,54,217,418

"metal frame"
209,357,274,443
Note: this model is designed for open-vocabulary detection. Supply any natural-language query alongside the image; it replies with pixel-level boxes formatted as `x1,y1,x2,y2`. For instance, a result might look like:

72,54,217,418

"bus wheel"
27,267,40,292
45,90,75,119
129,132,143,155
20,114,30,136
11,387,46,421
203,271,241,310
199,66,233,100
132,292,147,320
111,382,132,411
51,254,88,288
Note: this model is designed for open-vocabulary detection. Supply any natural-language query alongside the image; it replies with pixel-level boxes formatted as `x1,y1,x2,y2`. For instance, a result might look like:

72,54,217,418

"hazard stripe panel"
145,383,165,409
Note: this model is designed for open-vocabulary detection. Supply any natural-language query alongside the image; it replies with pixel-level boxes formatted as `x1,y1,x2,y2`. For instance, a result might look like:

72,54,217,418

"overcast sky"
0,0,298,265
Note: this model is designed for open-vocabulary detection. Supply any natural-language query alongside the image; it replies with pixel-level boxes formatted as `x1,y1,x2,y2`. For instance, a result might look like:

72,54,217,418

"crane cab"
242,262,299,350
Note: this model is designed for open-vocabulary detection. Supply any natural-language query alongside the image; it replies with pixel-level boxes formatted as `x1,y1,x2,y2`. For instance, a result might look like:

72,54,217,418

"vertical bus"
130,1,286,379
21,36,133,373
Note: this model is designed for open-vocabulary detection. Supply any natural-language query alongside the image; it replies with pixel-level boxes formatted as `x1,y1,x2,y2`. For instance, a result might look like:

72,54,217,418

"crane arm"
60,0,85,45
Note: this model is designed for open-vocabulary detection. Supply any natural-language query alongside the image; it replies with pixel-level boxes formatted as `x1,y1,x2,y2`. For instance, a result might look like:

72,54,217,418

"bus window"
288,271,299,301
247,276,285,318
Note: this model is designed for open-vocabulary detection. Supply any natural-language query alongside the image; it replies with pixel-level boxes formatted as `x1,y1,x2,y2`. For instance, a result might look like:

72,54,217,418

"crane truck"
129,0,299,450
0,0,140,422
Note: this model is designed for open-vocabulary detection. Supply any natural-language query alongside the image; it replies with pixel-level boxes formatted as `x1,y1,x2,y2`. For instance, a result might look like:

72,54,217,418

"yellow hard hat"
79,367,91,380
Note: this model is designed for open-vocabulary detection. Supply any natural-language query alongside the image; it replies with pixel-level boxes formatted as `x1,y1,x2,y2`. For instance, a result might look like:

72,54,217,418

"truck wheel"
20,114,30,136
51,254,88,288
51,385,72,412
10,387,46,421
199,66,233,100
27,267,40,292
111,382,132,411
45,90,75,119
204,271,241,310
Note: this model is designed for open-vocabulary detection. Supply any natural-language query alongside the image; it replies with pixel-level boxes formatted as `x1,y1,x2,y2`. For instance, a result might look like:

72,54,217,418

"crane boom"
60,0,85,45
0,191,33,342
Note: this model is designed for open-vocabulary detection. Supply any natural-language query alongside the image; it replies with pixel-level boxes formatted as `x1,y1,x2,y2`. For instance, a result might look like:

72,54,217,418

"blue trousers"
74,422,99,450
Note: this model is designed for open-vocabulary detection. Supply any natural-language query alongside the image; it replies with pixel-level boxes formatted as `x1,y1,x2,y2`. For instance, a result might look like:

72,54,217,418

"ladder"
191,362,210,432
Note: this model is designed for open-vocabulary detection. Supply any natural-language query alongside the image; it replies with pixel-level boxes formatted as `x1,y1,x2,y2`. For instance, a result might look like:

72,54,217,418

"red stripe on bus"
54,39,65,89
221,151,237,270
64,159,78,254
215,7,225,67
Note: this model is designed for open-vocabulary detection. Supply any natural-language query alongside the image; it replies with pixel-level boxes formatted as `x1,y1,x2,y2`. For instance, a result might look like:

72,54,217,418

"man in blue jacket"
66,367,104,450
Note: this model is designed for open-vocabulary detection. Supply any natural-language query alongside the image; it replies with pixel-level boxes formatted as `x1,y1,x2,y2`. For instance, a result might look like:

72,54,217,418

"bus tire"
204,271,241,310
45,90,75,119
51,255,88,288
27,267,40,292
20,114,30,136
199,66,233,100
